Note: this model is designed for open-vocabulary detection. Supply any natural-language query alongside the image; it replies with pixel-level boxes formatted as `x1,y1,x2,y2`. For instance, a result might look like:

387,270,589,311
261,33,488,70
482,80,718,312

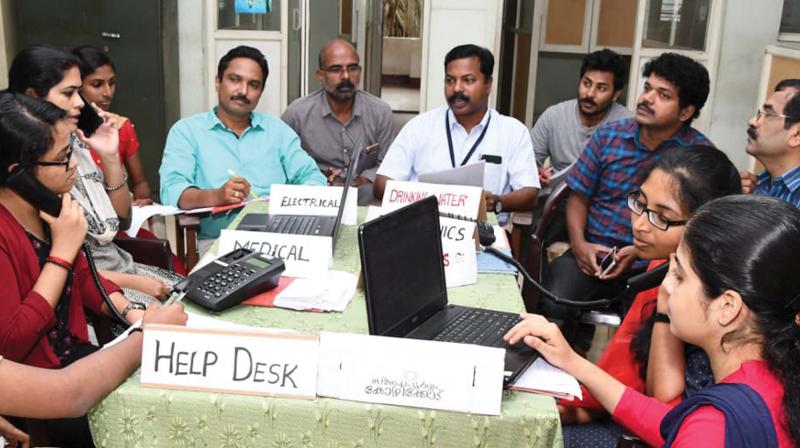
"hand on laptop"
503,313,579,372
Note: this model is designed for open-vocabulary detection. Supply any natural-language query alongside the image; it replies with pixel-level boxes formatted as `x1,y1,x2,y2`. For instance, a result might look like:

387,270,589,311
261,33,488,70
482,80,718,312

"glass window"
218,0,282,32
782,0,800,34
642,0,710,51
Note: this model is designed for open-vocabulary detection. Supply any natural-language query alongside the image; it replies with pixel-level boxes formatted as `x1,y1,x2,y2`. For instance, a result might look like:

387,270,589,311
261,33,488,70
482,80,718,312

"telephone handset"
6,166,62,217
6,166,130,326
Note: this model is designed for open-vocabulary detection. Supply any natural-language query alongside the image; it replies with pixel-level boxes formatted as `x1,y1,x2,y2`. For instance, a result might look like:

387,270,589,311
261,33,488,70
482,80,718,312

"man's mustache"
747,126,758,141
230,95,251,104
335,80,355,91
580,97,597,108
637,101,655,115
447,92,470,104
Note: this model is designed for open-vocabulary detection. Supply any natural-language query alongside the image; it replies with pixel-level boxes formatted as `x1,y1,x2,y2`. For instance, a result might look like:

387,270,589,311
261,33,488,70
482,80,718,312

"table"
89,203,562,448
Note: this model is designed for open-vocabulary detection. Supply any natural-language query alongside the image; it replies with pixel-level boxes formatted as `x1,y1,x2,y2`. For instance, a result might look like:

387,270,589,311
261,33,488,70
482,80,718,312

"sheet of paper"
124,204,182,237
548,161,576,187
418,162,485,188
510,358,582,400
364,205,385,223
274,270,357,312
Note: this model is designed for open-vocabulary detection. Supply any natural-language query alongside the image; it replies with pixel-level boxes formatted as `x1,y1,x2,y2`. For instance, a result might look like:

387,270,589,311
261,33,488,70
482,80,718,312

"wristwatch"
121,301,146,320
493,195,503,214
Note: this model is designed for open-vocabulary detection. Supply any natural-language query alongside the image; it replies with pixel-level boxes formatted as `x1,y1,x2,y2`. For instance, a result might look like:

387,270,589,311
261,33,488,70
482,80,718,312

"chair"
113,235,174,271
174,214,200,271
520,182,571,311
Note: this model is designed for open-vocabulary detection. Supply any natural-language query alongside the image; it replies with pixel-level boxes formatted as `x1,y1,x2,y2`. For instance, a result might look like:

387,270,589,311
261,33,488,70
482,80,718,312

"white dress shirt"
378,106,540,196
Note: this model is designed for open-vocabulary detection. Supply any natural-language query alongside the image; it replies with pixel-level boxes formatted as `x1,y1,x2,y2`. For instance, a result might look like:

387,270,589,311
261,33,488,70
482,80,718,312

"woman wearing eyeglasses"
8,45,182,307
554,146,742,447
0,92,187,446
507,194,799,447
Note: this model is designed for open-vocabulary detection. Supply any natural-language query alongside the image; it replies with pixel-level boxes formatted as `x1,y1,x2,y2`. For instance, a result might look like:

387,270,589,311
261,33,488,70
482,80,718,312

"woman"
0,91,166,446
506,195,800,447
0,304,188,447
556,146,742,446
72,45,151,206
8,44,180,305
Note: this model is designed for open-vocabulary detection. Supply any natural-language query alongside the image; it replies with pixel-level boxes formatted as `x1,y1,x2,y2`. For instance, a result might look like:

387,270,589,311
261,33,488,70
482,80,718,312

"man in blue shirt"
741,79,800,208
160,46,326,242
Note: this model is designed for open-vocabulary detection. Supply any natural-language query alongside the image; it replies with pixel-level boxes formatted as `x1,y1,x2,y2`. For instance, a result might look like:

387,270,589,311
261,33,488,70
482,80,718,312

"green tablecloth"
89,204,562,448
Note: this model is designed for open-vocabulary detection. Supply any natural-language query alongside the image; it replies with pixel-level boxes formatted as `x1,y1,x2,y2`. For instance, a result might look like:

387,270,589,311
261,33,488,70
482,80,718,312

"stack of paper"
274,270,357,312
510,358,583,401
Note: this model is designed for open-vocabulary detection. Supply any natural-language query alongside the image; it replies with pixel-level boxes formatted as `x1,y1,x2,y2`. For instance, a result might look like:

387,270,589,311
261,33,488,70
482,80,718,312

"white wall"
419,0,503,112
178,0,206,117
706,0,783,170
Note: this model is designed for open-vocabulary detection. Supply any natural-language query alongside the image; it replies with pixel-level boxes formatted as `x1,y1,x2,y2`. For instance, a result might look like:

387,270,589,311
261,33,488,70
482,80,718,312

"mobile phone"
77,92,103,137
598,246,618,277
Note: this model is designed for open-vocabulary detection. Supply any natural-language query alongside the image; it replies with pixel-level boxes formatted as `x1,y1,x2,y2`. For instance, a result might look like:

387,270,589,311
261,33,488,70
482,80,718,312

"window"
642,0,710,51
782,0,800,34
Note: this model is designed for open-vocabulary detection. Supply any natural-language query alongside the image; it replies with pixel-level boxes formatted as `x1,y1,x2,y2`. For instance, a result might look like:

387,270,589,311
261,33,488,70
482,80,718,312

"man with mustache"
374,44,539,221
739,79,800,207
540,52,712,352
282,39,394,205
160,46,325,246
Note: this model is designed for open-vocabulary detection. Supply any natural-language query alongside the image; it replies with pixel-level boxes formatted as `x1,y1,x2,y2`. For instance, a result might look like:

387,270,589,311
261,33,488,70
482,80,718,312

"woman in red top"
560,146,742,443
506,194,800,447
72,45,152,206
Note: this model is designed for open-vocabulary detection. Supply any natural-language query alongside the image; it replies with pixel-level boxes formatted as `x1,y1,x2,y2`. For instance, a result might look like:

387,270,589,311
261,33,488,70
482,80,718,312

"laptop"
357,195,538,385
237,144,377,251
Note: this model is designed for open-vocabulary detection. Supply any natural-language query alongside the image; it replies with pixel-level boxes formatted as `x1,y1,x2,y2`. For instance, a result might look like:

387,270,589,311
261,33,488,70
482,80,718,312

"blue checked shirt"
753,165,800,208
566,118,712,249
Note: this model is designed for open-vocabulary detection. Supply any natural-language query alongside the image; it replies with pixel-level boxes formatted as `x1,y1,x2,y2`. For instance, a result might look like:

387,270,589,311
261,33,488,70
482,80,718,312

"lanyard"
445,110,491,168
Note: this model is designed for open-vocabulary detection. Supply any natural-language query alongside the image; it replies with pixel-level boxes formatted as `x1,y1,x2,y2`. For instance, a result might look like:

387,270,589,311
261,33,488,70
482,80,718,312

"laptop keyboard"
268,215,318,235
432,308,521,346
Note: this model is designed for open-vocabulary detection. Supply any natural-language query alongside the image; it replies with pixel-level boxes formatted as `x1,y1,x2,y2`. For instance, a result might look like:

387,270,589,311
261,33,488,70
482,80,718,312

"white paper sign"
382,180,483,218
317,332,505,415
140,324,319,399
269,184,357,225
440,217,478,287
218,229,331,278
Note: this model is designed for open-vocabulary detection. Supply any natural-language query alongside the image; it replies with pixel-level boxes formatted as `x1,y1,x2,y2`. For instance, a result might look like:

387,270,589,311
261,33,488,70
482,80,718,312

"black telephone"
181,248,285,311
6,166,131,325
77,92,104,137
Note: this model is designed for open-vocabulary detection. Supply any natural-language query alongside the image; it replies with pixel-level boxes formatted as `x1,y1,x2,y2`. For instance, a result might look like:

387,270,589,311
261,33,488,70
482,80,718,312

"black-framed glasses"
26,146,73,171
627,191,687,231
320,64,362,75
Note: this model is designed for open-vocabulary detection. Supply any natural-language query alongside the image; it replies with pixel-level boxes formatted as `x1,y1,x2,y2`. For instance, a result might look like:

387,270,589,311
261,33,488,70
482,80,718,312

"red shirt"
89,119,140,168
613,360,793,447
562,259,667,411
0,204,122,369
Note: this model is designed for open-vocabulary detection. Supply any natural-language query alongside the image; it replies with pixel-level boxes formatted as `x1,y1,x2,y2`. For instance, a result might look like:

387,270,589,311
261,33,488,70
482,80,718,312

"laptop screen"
358,196,448,337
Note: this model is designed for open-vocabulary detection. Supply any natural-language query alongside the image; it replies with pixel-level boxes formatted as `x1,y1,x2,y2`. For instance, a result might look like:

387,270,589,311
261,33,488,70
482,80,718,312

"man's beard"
328,80,356,101
578,96,612,117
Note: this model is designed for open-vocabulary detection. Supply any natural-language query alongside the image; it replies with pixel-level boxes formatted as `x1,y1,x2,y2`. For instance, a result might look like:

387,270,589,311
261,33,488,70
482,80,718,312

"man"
533,48,632,190
530,49,632,245
282,38,394,205
375,44,539,218
160,46,325,244
740,79,800,207
541,52,712,348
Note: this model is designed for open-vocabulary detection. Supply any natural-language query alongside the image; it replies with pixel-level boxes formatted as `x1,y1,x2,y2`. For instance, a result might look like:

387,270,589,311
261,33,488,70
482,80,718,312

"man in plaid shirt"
540,53,713,350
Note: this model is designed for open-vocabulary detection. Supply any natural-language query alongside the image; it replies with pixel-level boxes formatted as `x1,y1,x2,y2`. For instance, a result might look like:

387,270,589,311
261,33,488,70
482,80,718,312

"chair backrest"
521,182,571,311
113,236,174,271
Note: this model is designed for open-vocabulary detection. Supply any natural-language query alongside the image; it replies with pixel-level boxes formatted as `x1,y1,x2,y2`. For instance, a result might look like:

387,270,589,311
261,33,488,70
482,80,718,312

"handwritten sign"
269,184,357,225
440,217,478,287
140,324,319,399
218,229,331,278
317,332,505,415
382,180,484,218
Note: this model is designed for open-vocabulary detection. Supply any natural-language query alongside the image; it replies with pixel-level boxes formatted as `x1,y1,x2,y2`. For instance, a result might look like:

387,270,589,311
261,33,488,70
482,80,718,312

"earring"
794,312,800,327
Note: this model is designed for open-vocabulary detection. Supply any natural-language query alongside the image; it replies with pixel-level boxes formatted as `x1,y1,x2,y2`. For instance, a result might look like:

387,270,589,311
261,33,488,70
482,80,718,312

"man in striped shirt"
742,79,800,208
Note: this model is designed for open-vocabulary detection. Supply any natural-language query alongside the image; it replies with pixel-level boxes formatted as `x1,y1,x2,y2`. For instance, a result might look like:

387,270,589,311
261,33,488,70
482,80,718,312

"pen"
227,169,258,200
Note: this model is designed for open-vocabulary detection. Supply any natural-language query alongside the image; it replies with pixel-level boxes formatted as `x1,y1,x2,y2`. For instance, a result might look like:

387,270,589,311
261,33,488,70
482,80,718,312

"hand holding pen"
215,169,253,205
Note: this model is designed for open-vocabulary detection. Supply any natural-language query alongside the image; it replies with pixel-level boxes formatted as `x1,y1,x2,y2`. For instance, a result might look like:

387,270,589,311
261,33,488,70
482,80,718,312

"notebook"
358,195,538,385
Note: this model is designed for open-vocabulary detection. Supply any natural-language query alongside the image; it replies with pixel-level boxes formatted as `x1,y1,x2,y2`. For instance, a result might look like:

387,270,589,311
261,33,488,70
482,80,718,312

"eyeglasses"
755,107,797,121
627,192,687,231
319,64,362,76
27,146,73,171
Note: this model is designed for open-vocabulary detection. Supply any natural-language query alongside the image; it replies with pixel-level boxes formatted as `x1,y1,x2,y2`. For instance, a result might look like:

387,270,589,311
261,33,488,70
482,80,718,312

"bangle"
127,327,143,337
653,312,671,324
104,172,129,192
46,255,73,271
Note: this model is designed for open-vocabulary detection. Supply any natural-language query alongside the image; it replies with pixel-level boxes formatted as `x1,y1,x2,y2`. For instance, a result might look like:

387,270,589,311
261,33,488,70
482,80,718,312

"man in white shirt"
374,44,539,216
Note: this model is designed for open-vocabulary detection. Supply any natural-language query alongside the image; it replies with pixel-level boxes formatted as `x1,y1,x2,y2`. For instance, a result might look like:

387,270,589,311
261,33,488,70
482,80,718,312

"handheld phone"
6,166,62,217
598,246,618,277
77,92,104,137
